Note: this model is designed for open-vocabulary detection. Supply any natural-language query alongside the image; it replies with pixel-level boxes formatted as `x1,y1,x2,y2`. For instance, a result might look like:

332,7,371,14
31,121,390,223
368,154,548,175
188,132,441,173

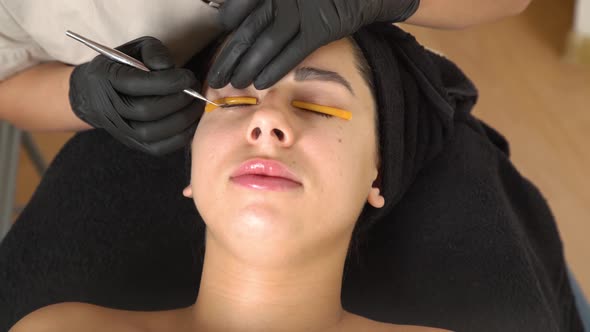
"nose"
246,103,295,147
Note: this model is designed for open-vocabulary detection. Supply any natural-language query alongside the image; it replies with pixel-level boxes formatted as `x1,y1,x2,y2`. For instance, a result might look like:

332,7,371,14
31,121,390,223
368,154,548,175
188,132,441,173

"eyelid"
204,97,258,113
204,97,352,121
292,101,352,120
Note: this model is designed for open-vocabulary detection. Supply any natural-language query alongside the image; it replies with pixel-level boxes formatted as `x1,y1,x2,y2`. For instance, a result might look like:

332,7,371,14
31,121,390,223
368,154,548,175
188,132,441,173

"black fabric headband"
352,23,478,233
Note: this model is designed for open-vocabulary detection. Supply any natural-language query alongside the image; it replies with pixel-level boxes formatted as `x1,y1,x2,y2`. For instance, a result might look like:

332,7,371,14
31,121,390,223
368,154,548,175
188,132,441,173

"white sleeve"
0,1,49,80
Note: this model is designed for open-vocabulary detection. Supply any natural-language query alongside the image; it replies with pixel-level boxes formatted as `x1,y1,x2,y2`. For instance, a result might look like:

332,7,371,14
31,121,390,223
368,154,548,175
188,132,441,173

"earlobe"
367,187,385,208
183,185,193,198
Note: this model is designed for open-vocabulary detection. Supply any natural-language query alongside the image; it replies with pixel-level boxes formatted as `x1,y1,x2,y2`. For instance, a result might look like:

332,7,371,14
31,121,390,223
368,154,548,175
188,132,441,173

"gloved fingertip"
231,76,252,90
147,56,175,71
253,76,274,90
141,37,175,70
206,72,226,89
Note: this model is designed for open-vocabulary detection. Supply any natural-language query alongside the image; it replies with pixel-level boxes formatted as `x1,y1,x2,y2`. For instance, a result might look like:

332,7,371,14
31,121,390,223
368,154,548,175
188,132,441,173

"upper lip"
231,158,302,184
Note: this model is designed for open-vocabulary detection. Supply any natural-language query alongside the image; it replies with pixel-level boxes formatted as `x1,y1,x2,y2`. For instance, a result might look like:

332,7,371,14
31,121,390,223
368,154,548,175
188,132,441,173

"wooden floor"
14,0,590,297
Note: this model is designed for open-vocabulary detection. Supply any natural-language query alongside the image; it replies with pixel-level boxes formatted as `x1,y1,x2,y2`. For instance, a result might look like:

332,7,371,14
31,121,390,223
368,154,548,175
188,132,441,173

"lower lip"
231,175,301,191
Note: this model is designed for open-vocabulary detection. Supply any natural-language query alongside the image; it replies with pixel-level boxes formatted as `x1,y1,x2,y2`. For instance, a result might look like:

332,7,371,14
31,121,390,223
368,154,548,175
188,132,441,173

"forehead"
292,38,374,112
297,39,364,89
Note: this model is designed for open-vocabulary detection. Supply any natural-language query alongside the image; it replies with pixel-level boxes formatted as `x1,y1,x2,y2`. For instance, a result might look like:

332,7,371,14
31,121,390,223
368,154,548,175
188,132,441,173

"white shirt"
0,0,222,80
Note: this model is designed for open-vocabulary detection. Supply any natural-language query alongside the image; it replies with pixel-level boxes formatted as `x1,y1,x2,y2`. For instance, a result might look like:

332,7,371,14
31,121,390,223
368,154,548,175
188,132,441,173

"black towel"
0,24,582,331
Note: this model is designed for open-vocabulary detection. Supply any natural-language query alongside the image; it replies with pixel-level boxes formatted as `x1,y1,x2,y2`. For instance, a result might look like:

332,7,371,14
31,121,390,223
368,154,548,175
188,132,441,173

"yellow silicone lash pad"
291,101,352,120
204,97,352,121
205,97,259,113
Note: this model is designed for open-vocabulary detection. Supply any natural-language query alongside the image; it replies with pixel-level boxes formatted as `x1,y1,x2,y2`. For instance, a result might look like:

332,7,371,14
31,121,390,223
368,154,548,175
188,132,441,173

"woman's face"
187,38,383,264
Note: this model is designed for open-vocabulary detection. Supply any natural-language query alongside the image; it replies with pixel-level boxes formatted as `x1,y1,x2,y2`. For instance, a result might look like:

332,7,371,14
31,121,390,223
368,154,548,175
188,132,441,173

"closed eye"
292,101,351,120
204,97,351,121
205,97,258,113
222,103,254,109
294,106,333,118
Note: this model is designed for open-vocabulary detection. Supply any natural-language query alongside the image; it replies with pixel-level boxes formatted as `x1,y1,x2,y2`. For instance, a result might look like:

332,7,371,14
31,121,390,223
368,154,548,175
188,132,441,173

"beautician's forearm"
405,0,532,29
0,62,91,131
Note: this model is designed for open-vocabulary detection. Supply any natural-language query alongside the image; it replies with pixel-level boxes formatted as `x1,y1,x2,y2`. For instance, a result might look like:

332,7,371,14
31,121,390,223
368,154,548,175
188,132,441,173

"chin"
206,203,302,243
236,204,301,236
210,210,307,266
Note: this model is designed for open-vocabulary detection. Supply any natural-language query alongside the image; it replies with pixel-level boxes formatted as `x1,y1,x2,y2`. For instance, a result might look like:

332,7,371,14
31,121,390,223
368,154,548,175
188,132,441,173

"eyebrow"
294,67,355,95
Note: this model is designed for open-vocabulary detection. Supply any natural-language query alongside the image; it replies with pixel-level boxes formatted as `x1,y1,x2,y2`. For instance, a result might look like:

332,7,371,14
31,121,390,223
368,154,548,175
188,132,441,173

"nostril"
273,129,285,141
251,127,262,140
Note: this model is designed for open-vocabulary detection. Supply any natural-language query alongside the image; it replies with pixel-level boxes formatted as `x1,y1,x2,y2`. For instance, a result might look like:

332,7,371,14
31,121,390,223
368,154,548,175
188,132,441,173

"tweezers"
65,30,220,107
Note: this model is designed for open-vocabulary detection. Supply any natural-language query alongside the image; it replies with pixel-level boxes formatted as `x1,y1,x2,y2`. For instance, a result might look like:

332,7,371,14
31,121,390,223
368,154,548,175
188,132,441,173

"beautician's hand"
69,37,201,156
208,0,420,89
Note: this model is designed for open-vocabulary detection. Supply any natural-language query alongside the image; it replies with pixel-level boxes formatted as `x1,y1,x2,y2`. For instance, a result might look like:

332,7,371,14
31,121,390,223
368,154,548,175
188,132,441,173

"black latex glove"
69,37,202,156
207,0,420,90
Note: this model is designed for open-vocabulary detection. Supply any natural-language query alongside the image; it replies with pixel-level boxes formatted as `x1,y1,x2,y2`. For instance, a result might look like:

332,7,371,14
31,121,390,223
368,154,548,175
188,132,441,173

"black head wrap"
351,23,477,234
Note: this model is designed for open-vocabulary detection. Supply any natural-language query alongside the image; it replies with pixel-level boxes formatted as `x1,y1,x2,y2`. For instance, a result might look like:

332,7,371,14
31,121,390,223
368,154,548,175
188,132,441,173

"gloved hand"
207,0,420,90
69,37,201,156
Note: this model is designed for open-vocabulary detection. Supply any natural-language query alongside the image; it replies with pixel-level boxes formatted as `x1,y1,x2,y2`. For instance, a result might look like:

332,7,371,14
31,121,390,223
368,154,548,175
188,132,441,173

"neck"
188,234,350,332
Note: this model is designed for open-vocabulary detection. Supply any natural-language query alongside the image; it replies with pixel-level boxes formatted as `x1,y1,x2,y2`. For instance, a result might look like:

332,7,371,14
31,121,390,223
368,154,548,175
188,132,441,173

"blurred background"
8,0,590,300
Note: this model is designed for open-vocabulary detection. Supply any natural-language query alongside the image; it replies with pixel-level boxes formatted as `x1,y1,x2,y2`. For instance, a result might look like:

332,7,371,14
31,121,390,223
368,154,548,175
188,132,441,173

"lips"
230,158,302,191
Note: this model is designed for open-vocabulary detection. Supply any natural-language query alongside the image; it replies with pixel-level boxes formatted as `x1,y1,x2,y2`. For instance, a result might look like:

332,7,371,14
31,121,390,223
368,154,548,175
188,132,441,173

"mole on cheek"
338,138,342,143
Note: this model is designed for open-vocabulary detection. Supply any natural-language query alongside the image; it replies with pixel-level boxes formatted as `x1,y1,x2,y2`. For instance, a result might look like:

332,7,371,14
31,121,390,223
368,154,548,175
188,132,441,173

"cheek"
345,129,377,190
192,113,242,160
191,121,215,180
306,123,377,213
190,117,238,203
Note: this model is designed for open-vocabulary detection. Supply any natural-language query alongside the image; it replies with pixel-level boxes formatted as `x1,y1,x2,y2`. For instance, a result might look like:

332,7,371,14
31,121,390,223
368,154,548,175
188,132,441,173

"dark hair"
342,36,380,263
347,36,375,99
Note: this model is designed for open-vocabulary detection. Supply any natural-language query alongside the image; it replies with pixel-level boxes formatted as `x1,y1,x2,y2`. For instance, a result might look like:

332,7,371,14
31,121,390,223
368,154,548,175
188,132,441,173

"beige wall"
574,0,590,35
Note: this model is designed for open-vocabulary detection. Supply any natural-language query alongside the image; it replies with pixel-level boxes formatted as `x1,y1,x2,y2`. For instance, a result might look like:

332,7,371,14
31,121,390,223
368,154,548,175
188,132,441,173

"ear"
183,185,193,198
367,186,385,208
367,167,384,208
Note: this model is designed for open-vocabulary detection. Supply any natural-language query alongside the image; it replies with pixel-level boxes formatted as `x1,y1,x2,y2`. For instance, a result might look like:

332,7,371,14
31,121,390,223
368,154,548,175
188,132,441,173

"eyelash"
205,96,352,120
222,103,249,109
220,103,333,118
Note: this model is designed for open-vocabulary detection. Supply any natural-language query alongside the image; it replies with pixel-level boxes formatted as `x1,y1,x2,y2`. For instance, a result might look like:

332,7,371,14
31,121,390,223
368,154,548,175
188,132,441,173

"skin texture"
0,63,90,131
184,38,385,331
10,39,448,332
